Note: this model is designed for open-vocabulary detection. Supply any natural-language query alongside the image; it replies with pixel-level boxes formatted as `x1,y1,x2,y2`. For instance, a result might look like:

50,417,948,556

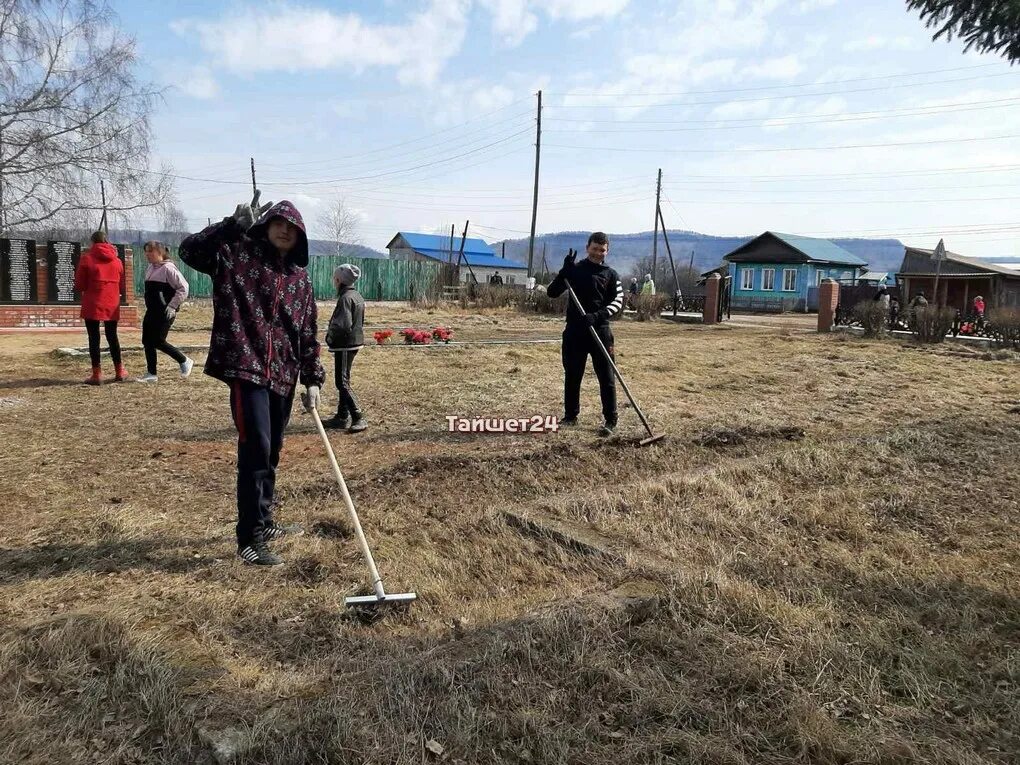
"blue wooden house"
724,232,867,311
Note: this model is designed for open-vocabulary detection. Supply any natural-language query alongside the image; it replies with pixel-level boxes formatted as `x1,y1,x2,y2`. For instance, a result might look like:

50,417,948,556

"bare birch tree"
0,0,173,236
318,193,360,257
161,197,189,245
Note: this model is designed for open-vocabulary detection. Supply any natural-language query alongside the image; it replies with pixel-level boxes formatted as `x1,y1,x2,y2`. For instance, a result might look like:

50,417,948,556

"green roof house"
724,232,867,312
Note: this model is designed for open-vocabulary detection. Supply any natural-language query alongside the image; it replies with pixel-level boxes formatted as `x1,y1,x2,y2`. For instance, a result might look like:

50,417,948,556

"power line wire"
544,133,1020,154
546,72,1020,110
545,63,1004,97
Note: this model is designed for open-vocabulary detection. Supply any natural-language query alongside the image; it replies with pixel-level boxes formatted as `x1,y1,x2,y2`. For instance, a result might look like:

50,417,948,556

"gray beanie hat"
334,263,361,286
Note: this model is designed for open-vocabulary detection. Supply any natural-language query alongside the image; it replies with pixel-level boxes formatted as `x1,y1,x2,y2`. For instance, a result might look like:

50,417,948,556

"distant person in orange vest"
74,231,127,385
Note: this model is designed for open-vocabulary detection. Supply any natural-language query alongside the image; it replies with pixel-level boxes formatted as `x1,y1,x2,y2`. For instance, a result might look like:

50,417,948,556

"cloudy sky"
119,0,1020,257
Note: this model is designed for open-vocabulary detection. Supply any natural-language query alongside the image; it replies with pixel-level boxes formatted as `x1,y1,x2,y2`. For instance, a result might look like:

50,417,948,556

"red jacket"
74,243,123,321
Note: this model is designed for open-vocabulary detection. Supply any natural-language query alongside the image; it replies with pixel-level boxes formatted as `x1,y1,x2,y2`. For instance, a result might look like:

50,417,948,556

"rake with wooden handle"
309,407,417,608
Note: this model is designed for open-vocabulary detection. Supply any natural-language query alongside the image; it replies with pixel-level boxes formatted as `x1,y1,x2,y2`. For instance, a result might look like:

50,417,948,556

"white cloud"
478,0,628,47
559,1,790,119
796,0,837,12
844,35,921,53
172,0,470,86
544,0,629,20
746,55,803,80
169,64,219,100
479,0,538,47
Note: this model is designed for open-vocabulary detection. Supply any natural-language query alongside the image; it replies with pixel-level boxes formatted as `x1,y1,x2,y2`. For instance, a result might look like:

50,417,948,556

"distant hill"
307,240,387,259
111,228,387,260
495,230,908,277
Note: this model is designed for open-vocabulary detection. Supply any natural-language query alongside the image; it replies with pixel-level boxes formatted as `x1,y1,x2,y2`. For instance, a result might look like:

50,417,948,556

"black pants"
333,349,362,418
562,324,617,425
84,319,122,368
229,380,295,547
142,312,186,374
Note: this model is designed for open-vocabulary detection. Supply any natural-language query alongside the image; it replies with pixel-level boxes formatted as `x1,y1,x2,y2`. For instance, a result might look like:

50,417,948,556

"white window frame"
740,268,754,291
761,268,775,291
816,270,824,286
782,268,797,292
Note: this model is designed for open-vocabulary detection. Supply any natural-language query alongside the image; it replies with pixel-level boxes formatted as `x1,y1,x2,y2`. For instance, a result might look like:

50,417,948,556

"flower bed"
396,327,454,345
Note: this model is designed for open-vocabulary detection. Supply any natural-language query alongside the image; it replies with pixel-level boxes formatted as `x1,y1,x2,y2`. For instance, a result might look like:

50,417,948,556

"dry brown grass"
1,302,1018,764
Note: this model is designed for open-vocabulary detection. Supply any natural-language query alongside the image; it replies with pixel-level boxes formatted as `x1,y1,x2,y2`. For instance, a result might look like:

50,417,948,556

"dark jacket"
74,243,123,321
178,200,325,396
547,258,624,329
325,286,365,350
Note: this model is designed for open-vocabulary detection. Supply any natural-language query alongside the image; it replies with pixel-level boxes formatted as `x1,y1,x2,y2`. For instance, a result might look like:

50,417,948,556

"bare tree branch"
318,192,361,258
0,0,174,235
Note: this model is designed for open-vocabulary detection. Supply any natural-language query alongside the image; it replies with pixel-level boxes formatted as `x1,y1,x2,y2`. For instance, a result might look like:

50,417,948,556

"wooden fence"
132,247,445,301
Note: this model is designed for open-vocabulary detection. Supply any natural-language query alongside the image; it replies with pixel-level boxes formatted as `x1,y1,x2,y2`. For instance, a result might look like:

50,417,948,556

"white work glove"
165,306,177,321
301,385,320,413
232,189,273,230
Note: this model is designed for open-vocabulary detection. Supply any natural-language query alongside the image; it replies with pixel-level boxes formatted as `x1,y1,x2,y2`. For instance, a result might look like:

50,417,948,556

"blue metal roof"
770,232,867,266
389,232,527,269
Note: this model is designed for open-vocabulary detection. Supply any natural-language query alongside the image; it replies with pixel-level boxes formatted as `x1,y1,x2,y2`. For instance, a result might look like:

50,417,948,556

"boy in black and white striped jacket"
547,232,624,436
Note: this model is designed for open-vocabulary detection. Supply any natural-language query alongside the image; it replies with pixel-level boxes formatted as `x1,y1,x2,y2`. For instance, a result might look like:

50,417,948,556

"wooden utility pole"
651,168,662,278
541,242,549,278
99,179,108,233
448,224,456,263
250,157,257,197
932,238,946,307
657,205,680,315
527,90,542,278
456,219,477,284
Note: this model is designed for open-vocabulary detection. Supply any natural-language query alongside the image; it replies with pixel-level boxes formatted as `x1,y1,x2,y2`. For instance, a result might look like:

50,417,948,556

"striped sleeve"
604,273,624,318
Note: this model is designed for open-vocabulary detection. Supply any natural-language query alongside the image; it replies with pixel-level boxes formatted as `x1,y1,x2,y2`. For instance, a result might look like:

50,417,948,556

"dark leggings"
142,314,186,374
84,319,122,368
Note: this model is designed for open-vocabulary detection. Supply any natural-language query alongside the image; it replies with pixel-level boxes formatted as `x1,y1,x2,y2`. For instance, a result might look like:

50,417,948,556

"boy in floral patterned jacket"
180,193,325,566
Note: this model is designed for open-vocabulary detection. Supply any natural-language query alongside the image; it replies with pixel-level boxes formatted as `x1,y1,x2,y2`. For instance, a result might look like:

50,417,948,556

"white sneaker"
180,358,194,378
136,372,158,383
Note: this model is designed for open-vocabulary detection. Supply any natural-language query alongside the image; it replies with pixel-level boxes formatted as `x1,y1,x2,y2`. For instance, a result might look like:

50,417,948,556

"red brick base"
0,304,139,329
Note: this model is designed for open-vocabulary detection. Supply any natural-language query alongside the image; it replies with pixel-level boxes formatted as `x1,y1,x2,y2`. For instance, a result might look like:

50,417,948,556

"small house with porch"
724,232,867,311
385,232,527,285
896,245,1020,311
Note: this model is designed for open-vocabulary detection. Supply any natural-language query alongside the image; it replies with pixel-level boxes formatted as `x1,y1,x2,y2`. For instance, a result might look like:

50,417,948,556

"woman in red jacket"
74,231,127,384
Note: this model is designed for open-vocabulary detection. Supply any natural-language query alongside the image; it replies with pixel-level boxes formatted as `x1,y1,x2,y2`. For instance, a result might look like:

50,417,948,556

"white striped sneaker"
180,358,194,378
135,373,158,383
263,522,304,542
237,541,282,566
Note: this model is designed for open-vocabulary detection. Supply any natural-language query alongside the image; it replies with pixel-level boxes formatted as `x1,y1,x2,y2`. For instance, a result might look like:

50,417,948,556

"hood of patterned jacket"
248,200,309,267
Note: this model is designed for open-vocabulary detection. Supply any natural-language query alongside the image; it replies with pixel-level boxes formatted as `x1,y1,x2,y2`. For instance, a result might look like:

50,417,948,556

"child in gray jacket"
324,264,366,432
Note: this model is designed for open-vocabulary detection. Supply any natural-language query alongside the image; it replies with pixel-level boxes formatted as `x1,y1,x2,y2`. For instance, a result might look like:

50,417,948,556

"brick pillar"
817,278,840,332
35,244,48,303
703,273,721,325
123,246,135,303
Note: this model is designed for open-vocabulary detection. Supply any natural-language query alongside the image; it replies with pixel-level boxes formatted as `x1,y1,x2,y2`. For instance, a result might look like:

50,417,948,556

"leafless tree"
318,193,360,257
631,253,700,296
161,197,189,245
0,0,174,237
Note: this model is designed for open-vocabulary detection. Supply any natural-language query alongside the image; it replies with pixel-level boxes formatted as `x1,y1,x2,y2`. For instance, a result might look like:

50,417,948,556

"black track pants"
229,380,295,547
142,312,186,374
561,324,617,425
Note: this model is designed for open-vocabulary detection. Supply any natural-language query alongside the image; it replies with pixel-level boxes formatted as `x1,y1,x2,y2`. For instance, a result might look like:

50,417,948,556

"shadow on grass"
0,377,89,390
0,536,223,583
